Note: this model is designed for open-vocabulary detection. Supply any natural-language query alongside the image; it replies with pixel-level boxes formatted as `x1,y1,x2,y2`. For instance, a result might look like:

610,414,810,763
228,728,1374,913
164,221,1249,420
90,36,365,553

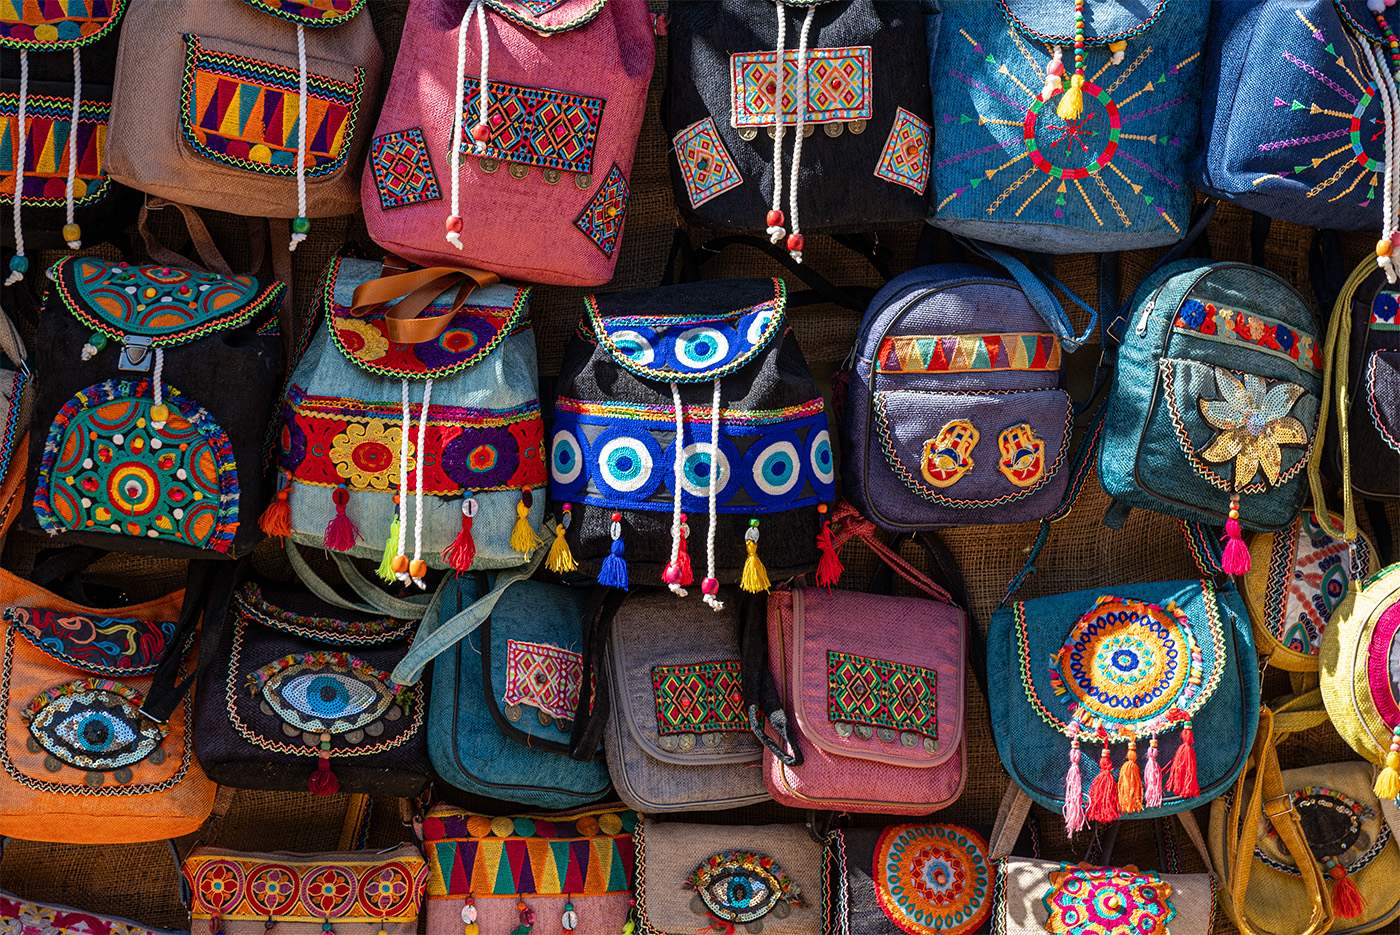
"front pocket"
1367,350,1400,454
871,387,1071,507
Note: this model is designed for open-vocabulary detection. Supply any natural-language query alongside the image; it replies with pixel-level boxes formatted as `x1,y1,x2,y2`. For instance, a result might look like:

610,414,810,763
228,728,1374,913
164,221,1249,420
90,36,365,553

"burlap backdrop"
0,5,1390,932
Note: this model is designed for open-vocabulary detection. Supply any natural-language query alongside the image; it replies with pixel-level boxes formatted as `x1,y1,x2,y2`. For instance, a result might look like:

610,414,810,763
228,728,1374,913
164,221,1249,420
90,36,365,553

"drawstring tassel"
598,512,629,589
1085,739,1119,824
324,484,361,552
1326,857,1367,919
308,734,338,795
1166,722,1199,798
1117,738,1143,814
1144,735,1164,808
511,487,541,554
1373,725,1400,798
1055,0,1087,121
259,475,292,538
663,513,693,595
1040,46,1064,102
376,516,402,583
443,495,479,572
740,519,770,593
545,503,577,574
1221,494,1250,574
814,505,843,587
1063,726,1086,834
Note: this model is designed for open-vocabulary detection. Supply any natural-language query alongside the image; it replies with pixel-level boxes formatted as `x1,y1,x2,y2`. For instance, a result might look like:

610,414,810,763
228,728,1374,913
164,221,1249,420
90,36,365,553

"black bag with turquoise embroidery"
21,252,284,559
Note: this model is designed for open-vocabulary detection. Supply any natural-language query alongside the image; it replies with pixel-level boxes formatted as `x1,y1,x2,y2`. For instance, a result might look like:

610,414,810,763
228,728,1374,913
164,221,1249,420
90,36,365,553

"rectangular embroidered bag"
0,884,187,935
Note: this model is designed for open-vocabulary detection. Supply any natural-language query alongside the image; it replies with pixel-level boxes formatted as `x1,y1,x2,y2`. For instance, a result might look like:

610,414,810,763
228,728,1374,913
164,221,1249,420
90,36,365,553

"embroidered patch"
1371,292,1400,330
458,78,603,175
242,0,366,26
730,46,873,126
920,420,978,488
686,851,804,927
23,678,168,781
826,651,937,741
1197,369,1308,489
184,855,428,922
1174,299,1320,375
997,424,1044,487
875,107,931,193
873,825,993,935
575,164,628,257
33,380,240,553
1261,513,1372,656
878,333,1061,373
0,0,125,49
1255,784,1390,876
3,606,177,675
673,117,742,208
250,651,413,745
504,639,585,720
181,36,364,178
369,127,440,211
0,94,110,208
1043,865,1175,935
652,661,745,735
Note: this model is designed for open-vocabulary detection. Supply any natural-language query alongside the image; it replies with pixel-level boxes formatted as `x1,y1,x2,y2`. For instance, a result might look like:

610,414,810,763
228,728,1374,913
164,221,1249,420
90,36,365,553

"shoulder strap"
682,233,877,312
137,197,264,279
958,239,1097,351
989,783,1035,860
822,501,957,605
567,584,627,761
141,558,242,723
283,539,432,620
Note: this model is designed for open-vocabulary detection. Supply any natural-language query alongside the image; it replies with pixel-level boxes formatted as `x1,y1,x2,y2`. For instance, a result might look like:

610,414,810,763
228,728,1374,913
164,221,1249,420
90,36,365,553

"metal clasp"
1263,792,1296,820
117,335,153,372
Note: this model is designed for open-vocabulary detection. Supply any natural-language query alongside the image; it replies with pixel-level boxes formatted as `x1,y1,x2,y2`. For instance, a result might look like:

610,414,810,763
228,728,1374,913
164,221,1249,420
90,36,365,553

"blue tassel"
598,535,629,590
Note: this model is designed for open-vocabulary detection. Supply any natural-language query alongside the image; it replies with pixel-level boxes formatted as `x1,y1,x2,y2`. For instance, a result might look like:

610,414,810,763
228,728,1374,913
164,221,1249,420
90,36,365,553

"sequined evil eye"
610,328,657,366
257,658,398,736
743,434,803,506
282,672,380,720
688,851,803,931
24,679,168,783
808,429,835,490
550,426,585,494
592,427,663,500
668,325,737,372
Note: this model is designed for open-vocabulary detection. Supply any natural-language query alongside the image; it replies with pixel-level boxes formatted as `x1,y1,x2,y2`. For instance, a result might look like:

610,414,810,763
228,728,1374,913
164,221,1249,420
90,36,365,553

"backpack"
928,0,1209,252
267,257,545,584
105,0,382,251
1100,259,1323,572
663,0,932,258
362,0,655,287
548,278,832,601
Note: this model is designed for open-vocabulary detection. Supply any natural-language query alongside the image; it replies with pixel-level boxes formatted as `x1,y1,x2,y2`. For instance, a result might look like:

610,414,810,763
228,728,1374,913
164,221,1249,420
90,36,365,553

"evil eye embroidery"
610,328,657,367
738,305,777,346
23,679,168,785
744,434,803,505
997,424,1046,488
666,433,741,506
592,426,663,500
551,426,585,493
252,653,406,742
687,851,804,931
808,429,835,488
669,325,737,372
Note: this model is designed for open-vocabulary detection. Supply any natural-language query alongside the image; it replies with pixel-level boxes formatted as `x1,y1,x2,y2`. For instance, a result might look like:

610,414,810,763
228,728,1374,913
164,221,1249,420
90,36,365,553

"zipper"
1134,296,1157,337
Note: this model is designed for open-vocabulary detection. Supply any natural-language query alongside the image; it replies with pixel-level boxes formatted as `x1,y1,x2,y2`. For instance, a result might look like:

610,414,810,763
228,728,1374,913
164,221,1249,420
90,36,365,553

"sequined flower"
1043,865,1174,935
1198,369,1307,488
336,318,389,363
330,422,410,490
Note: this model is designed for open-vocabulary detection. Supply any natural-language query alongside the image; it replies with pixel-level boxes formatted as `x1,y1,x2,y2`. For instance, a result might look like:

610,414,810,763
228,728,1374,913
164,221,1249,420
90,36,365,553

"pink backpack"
362,0,655,286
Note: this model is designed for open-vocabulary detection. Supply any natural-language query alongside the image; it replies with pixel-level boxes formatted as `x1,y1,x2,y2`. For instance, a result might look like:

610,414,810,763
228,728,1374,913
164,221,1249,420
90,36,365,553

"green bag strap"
283,539,432,620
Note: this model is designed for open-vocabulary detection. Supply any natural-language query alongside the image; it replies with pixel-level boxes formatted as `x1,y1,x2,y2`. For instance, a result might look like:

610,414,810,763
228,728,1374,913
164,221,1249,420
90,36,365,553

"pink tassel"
1166,725,1199,798
1085,742,1120,824
323,484,361,552
1144,736,1163,808
442,497,478,572
815,512,844,587
1221,494,1250,574
1063,733,1086,834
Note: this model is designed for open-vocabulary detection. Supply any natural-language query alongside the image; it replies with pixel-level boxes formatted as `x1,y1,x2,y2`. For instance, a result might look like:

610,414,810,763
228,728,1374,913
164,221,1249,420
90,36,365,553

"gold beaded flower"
1198,369,1307,488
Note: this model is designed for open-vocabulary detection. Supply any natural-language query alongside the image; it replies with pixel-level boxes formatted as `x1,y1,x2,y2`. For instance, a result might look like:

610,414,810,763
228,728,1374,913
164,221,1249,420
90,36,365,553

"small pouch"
838,823,994,935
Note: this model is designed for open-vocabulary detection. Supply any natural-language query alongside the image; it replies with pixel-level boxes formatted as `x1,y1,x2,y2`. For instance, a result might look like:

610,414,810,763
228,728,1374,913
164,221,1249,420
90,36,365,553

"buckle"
1264,792,1296,820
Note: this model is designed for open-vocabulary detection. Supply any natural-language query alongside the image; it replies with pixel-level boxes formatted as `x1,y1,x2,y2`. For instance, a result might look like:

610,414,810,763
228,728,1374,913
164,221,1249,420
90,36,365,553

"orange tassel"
259,489,292,538
1117,739,1144,814
1328,861,1366,919
1086,742,1119,823
1166,725,1199,798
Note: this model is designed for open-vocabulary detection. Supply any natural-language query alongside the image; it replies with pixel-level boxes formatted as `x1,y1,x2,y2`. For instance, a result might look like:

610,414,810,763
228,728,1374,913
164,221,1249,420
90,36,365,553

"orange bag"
0,440,216,842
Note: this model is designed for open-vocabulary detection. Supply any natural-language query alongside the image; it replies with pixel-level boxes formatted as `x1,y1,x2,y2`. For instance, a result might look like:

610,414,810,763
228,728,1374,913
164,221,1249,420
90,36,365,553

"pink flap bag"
759,507,970,813
361,0,655,286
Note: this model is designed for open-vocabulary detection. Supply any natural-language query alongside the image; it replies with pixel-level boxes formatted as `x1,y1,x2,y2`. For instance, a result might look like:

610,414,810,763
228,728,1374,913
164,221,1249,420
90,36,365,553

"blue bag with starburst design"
928,0,1208,253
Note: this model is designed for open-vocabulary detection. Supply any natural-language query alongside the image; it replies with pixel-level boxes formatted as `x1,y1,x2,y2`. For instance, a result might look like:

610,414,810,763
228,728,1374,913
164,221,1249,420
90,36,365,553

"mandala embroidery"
652,661,745,735
369,127,441,210
0,94,110,207
873,824,993,935
877,332,1061,373
673,117,742,208
23,678,169,786
0,0,125,49
503,639,586,721
826,650,938,742
875,108,932,193
575,164,628,257
249,651,413,748
1043,865,1175,935
730,46,873,126
1174,299,1321,375
184,855,428,922
997,424,1045,487
686,851,804,931
1261,513,1370,656
1197,369,1308,489
458,78,603,176
921,420,978,488
3,606,177,675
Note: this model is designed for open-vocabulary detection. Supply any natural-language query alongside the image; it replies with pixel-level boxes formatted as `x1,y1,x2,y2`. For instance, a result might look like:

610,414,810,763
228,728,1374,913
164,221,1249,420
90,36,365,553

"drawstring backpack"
362,0,655,287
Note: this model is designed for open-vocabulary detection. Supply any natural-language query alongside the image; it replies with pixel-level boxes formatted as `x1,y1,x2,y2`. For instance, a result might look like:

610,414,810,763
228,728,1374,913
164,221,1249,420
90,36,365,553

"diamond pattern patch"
874,107,931,194
827,650,937,739
730,46,873,127
651,661,745,735
369,127,441,210
575,164,629,257
503,639,586,720
673,117,743,209
459,79,603,174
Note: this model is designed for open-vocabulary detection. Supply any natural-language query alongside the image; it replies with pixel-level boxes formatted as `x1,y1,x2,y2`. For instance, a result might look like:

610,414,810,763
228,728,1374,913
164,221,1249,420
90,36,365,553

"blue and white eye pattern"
550,424,586,495
808,428,835,492
608,327,657,366
24,680,168,785
591,426,664,501
672,437,737,503
738,304,778,346
668,324,738,372
687,851,803,931
743,433,804,507
259,660,400,744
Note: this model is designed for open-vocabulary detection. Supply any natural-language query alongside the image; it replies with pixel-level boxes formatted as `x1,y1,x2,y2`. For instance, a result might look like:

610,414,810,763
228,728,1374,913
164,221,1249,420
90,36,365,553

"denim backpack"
1100,259,1323,573
928,0,1208,252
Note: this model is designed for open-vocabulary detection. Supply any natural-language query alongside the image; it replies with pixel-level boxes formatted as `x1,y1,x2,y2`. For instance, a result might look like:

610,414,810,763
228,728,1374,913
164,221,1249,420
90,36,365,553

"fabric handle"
282,539,432,620
824,501,957,605
567,584,626,761
746,586,802,768
958,239,1097,350
349,266,500,345
137,197,264,279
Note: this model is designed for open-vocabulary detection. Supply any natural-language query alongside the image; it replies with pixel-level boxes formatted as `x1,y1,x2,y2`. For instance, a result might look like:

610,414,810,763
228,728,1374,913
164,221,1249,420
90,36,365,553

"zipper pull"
1134,298,1156,337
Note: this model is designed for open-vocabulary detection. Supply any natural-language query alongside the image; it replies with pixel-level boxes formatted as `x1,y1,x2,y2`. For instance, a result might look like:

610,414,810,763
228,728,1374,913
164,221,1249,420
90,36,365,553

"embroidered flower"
363,867,411,912
1177,299,1207,329
413,315,497,370
1043,865,1174,935
440,424,518,490
1198,369,1307,488
278,398,307,473
302,867,355,914
336,318,389,364
330,422,409,490
0,903,58,935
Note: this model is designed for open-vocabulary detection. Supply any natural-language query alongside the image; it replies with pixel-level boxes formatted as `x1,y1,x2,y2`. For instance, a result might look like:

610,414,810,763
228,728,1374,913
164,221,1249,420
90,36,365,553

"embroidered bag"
361,0,654,287
928,0,1208,253
838,823,994,935
183,844,428,935
191,580,431,798
663,0,932,260
632,819,838,935
105,0,382,250
420,804,636,935
267,257,545,585
0,304,28,506
0,843,187,935
548,278,833,600
1100,259,1324,571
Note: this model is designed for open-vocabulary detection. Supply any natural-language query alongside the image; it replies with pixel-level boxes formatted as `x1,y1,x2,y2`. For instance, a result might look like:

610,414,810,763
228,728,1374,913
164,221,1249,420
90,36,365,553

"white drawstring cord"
289,24,309,251
6,50,28,286
410,378,433,588
63,47,81,249
766,0,787,244
472,0,490,153
785,4,815,263
1364,39,1400,281
668,382,688,596
396,378,412,581
150,348,165,422
702,379,724,612
446,0,489,250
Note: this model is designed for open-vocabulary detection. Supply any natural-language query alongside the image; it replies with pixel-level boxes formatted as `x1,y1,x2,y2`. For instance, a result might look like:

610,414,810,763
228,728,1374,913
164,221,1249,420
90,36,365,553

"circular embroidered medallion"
301,865,358,917
1257,783,1390,876
190,859,248,915
1043,865,1175,935
1022,85,1121,181
873,824,992,935
358,861,418,918
246,864,301,916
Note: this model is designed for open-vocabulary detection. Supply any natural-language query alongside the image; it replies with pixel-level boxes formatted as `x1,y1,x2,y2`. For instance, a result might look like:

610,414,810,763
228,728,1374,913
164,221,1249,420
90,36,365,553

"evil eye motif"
24,679,167,775
808,429,835,489
669,325,737,372
738,304,778,346
667,433,741,506
259,659,398,735
688,851,803,930
592,426,663,500
743,434,803,506
550,425,585,493
609,328,657,366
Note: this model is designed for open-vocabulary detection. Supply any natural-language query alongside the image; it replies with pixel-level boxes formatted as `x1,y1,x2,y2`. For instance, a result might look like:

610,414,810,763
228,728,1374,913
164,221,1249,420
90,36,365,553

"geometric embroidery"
874,825,993,935
651,661,745,735
1175,298,1321,375
875,107,931,193
184,852,429,922
730,46,873,126
458,78,603,175
0,0,125,49
826,651,937,740
574,164,628,257
1043,865,1175,935
877,333,1061,373
673,117,742,208
369,127,440,211
1261,512,1370,657
503,639,585,721
242,0,367,27
181,36,364,178
0,94,110,207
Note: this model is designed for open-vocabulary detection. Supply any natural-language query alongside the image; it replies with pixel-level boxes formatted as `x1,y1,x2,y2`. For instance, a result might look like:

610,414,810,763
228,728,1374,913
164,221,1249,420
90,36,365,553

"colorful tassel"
1221,494,1251,574
1040,47,1065,101
323,484,362,552
511,487,542,553
1166,724,1199,798
1055,0,1087,120
1373,726,1400,798
1117,738,1144,814
546,504,577,574
740,519,770,593
598,512,629,590
1325,858,1367,919
662,512,693,594
376,517,402,583
259,478,292,538
443,495,479,573
814,505,844,587
1144,735,1164,808
1063,728,1086,834
308,734,338,795
1085,741,1120,823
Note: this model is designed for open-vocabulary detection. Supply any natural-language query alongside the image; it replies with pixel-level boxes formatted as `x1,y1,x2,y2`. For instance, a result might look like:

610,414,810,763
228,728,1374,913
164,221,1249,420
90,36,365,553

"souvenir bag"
1242,510,1378,670
183,844,428,935
0,838,186,935
1209,696,1400,935
928,0,1207,252
548,278,833,599
0,305,28,510
267,257,545,585
21,217,285,559
1100,259,1324,572
362,0,654,287
420,804,636,935
191,579,431,798
663,0,931,258
633,819,838,935
105,0,382,250
837,823,994,935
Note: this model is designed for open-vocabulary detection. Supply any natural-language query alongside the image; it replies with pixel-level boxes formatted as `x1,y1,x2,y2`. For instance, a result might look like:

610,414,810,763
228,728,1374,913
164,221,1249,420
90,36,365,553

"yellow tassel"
1056,73,1085,121
545,523,577,573
511,500,542,553
1374,751,1400,798
375,518,400,583
740,539,770,593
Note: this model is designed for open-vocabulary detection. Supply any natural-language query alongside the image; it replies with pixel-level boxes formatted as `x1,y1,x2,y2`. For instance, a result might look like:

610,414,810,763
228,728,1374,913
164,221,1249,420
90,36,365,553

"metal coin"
848,119,867,135
479,157,499,173
702,732,722,747
574,173,592,190
366,720,385,737
737,127,758,141
677,733,696,751
113,767,133,785
505,703,523,722
924,736,939,753
509,163,529,180
690,896,707,916
771,901,791,919
659,734,679,751
901,732,919,748
833,721,853,737
854,724,874,740
877,727,896,743
542,168,563,184
824,122,843,138
345,729,365,744
538,709,553,727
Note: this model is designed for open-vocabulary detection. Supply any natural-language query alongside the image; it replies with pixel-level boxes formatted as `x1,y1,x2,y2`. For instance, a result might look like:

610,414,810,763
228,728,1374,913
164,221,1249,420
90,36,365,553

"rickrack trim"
1367,354,1400,455
0,0,127,50
234,584,415,646
997,0,1170,45
483,0,608,33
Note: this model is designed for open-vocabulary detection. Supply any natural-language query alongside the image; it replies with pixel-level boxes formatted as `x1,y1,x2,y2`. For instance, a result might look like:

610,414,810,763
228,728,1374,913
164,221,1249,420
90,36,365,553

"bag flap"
0,0,124,50
2,606,178,676
1338,1,1389,42
1253,761,1392,878
235,582,417,646
1367,351,1400,455
241,0,367,26
789,588,964,768
482,580,594,753
485,0,608,34
325,257,531,379
585,279,786,383
609,589,762,765
0,891,182,935
995,856,1214,934
49,256,284,348
999,0,1170,43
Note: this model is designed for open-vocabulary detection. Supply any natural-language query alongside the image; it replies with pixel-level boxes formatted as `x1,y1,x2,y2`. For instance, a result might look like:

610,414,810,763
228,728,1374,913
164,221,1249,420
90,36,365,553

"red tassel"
323,485,361,552
308,753,338,796
1086,742,1119,823
442,500,478,572
1221,495,1250,574
1117,739,1144,814
259,487,292,538
663,515,694,588
815,518,844,587
1166,725,1199,798
1329,863,1366,919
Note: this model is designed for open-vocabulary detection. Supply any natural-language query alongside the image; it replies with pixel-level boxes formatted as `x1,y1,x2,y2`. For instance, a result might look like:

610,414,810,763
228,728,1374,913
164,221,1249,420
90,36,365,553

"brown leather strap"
137,197,267,279
349,266,500,345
